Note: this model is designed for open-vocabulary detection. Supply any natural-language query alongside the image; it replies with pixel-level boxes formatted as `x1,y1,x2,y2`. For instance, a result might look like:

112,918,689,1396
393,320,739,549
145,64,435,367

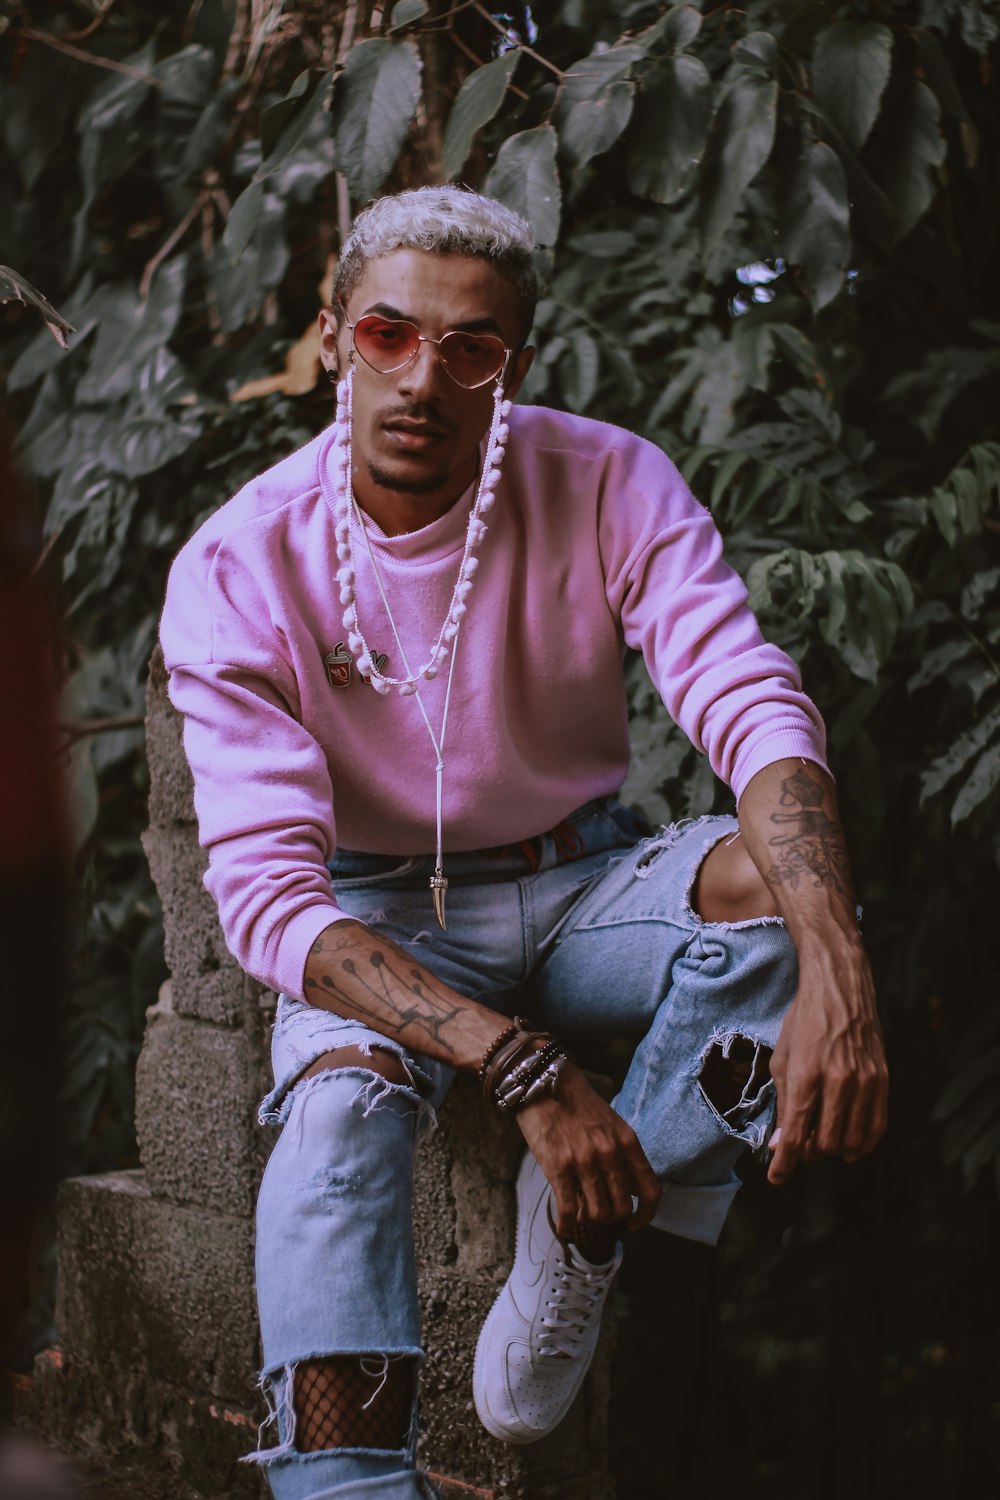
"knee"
279,1046,423,1163
693,834,779,924
300,1044,412,1088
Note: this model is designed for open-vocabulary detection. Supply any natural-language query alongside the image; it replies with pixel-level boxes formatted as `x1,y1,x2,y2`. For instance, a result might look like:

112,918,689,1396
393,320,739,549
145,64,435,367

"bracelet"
479,1018,568,1117
493,1039,562,1112
477,1017,530,1084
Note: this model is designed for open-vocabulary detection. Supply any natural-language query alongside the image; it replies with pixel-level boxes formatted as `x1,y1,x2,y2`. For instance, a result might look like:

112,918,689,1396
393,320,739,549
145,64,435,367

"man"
161,186,887,1500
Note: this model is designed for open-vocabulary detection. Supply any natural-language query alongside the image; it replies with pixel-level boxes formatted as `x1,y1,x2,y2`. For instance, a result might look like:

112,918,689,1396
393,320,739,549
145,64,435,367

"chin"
366,460,452,496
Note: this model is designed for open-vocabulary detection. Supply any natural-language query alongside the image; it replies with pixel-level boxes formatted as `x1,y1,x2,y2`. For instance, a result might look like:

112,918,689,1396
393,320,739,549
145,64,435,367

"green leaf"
658,5,702,52
484,126,561,246
780,141,851,310
0,265,75,349
223,180,264,261
78,257,188,404
78,40,155,134
559,43,646,105
560,328,600,411
951,742,1000,826
559,80,634,171
443,51,521,179
99,414,203,478
922,706,1000,801
154,43,216,116
914,29,969,121
179,79,241,183
67,739,100,856
260,70,311,161
213,192,288,331
626,55,712,205
812,21,893,152
555,43,645,172
768,324,829,394
732,31,778,78
333,39,422,201
875,79,947,239
699,75,778,252
961,568,1000,621
389,0,429,30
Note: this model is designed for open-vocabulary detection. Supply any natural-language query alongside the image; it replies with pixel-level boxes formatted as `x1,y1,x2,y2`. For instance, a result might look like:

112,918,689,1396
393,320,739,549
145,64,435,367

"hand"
513,1061,662,1238
766,940,888,1185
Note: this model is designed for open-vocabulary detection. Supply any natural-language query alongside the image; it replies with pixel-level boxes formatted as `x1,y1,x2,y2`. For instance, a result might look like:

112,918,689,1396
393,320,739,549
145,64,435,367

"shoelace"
537,1246,616,1360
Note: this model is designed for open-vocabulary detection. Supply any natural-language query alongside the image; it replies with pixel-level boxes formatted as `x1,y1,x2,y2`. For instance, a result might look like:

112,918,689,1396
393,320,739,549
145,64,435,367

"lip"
382,419,449,451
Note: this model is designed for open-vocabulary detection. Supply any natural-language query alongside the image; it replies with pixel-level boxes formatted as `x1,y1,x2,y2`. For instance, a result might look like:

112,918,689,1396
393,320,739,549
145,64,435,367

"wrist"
478,1017,568,1116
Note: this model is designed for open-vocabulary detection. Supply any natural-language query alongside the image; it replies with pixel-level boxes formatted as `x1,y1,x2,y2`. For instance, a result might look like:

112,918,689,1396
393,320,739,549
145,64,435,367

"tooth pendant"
430,868,448,930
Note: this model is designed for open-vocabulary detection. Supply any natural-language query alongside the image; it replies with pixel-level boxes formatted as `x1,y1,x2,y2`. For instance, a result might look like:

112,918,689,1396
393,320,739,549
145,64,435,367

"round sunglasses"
345,313,511,390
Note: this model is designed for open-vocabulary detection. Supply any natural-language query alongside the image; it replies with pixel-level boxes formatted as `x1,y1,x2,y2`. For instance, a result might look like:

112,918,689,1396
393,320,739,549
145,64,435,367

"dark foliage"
2,0,998,1491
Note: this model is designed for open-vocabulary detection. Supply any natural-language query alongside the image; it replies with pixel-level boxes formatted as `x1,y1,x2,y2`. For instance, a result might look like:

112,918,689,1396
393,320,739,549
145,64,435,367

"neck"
350,456,480,537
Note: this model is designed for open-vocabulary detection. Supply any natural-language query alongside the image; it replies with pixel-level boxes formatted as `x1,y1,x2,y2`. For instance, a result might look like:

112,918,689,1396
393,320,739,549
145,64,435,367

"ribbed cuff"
731,731,830,807
269,901,363,1001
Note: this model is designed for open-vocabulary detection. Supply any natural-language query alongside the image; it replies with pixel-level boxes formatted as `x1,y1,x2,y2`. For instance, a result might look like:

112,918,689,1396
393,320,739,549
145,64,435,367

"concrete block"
145,648,196,827
19,1346,267,1499
414,1077,520,1277
135,1012,262,1217
141,822,250,1028
55,1172,258,1402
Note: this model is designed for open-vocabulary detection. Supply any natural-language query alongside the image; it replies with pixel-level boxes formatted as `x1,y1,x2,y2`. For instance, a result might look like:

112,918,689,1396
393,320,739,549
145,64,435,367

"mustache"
376,403,453,430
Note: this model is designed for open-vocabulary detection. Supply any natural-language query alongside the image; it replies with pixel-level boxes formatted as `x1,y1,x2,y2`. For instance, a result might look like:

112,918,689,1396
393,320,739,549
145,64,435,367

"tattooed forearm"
765,765,853,897
304,926,464,1054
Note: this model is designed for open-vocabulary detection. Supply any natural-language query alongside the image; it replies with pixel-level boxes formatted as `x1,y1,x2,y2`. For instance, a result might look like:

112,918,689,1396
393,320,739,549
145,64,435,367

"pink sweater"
161,404,827,999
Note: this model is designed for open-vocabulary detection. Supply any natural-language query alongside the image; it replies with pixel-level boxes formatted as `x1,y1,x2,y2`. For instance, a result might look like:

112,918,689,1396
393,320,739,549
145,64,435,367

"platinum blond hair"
334,186,539,336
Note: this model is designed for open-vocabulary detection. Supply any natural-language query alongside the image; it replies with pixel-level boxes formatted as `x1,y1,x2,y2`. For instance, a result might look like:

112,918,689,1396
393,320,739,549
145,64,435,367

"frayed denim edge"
259,1043,436,1130
243,1352,424,1469
634,816,787,932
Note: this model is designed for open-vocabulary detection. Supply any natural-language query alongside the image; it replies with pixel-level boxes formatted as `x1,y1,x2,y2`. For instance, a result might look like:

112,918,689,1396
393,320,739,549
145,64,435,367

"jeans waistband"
328,796,646,884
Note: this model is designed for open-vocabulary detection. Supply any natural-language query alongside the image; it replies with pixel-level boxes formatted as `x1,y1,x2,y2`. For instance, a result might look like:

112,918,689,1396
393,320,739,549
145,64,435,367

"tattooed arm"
303,920,662,1237
304,920,505,1068
737,758,889,1186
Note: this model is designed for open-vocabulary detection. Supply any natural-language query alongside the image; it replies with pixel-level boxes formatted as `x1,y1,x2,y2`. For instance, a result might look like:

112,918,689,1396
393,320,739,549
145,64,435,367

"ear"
318,307,343,378
503,344,535,402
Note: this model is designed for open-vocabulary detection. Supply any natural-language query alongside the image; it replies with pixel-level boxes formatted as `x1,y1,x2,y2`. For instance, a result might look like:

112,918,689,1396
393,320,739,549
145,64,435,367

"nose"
396,337,448,400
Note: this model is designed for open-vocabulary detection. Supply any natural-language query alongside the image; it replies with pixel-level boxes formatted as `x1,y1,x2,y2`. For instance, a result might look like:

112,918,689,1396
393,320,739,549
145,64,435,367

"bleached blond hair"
334,186,539,335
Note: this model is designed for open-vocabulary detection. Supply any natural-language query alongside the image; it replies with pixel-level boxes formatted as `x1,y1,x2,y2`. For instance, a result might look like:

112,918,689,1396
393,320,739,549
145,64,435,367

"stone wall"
22,652,613,1499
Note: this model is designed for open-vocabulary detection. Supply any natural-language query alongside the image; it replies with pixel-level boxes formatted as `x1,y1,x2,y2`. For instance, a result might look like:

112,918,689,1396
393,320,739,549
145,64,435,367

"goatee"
365,460,452,496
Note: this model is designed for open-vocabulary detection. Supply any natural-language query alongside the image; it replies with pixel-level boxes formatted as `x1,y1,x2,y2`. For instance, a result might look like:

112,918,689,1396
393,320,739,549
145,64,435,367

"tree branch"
13,26,165,86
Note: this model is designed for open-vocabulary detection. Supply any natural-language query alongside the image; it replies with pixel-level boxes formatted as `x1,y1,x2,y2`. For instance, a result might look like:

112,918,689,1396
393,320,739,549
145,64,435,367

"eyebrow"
362,302,506,338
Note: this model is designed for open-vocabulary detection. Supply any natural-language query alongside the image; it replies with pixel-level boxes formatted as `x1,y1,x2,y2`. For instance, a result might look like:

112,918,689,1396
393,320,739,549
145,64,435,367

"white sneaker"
473,1149,622,1444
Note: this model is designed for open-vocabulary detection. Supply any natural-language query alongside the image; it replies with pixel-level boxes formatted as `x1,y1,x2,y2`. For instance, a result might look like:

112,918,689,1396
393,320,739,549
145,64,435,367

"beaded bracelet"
477,1018,529,1084
494,1039,564,1113
479,1018,568,1117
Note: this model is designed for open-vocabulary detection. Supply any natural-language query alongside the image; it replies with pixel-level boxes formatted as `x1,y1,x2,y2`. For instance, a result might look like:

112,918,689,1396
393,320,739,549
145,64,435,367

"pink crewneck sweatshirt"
161,404,827,999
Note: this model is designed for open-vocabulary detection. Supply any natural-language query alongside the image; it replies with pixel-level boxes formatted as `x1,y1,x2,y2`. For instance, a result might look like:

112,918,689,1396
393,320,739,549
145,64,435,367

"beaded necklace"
330,365,512,928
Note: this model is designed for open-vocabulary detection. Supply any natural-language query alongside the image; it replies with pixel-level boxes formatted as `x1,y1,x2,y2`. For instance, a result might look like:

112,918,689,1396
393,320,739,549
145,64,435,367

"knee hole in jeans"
299,1044,411,1089
292,1353,417,1452
692,836,779,924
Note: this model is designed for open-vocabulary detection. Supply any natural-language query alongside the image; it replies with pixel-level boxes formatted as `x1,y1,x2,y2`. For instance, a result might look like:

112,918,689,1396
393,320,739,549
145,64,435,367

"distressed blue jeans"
249,802,797,1498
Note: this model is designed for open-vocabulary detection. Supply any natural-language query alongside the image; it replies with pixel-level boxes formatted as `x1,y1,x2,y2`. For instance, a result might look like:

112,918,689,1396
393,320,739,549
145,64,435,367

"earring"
326,368,337,384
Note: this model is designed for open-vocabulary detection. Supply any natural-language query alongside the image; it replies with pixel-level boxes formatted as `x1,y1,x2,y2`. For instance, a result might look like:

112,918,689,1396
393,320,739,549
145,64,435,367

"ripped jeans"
251,802,796,1498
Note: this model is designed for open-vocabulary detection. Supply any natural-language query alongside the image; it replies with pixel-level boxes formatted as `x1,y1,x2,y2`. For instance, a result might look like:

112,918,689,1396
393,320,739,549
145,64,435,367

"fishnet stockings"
292,1355,416,1452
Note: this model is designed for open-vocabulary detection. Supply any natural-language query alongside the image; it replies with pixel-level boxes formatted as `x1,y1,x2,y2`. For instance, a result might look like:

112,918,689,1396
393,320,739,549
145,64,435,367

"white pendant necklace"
330,365,511,928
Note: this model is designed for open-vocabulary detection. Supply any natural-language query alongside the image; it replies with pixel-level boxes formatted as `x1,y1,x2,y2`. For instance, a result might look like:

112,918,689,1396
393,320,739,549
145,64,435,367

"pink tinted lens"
353,316,420,371
440,332,507,387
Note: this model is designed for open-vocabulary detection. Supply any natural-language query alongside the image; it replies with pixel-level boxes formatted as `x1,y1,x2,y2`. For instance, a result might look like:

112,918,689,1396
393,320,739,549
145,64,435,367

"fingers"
624,1141,662,1229
768,1053,889,1182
